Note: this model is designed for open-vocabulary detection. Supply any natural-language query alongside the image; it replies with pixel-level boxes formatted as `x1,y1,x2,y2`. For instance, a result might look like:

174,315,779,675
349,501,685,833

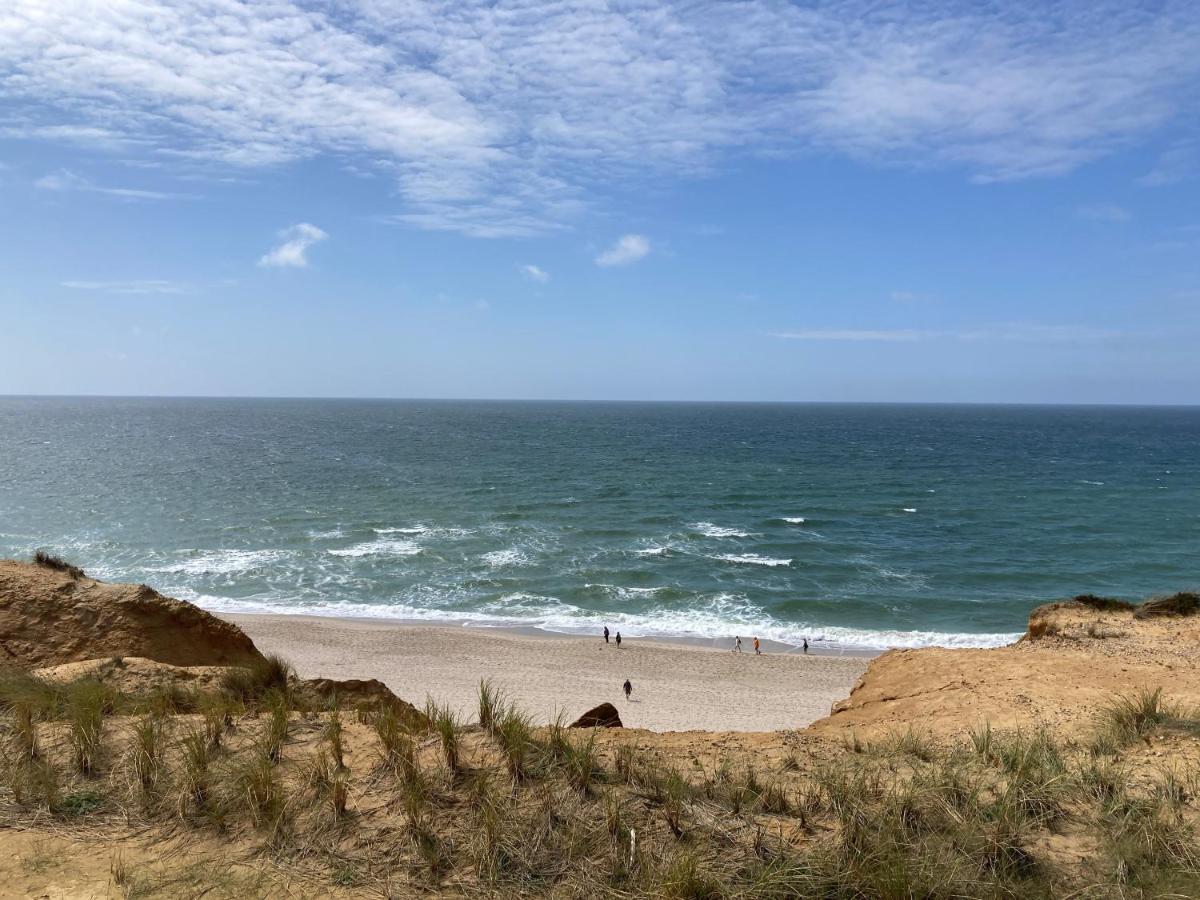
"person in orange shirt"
753,636,761,655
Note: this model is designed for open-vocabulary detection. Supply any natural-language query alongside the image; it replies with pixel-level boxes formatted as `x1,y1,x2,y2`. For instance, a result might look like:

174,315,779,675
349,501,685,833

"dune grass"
33,549,85,579
2,679,1200,897
218,654,292,704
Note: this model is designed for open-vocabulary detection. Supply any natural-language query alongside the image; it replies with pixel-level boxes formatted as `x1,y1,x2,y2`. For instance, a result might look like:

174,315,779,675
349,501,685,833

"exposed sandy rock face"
298,676,429,727
33,655,228,694
571,702,623,728
811,595,1200,741
0,559,263,669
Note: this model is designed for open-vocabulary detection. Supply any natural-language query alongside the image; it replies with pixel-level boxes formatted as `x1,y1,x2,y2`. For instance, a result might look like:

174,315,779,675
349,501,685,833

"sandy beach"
225,613,873,732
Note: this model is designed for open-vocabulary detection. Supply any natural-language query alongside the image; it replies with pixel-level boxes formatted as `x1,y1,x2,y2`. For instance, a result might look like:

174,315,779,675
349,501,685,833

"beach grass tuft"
33,549,85,579
219,654,292,704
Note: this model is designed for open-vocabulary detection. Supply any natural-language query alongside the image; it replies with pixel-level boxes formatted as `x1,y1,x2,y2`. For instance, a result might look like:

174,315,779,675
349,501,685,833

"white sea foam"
584,583,663,602
187,592,1021,651
1078,480,1106,486
374,525,430,535
328,538,422,558
713,553,793,567
902,508,917,513
782,517,807,524
481,548,532,567
308,528,346,540
690,522,753,539
148,548,288,576
634,546,672,557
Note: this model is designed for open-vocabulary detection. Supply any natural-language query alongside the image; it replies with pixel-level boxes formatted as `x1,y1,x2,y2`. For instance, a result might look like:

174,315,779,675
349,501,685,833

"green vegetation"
2,671,1200,897
32,549,85,579
218,653,292,703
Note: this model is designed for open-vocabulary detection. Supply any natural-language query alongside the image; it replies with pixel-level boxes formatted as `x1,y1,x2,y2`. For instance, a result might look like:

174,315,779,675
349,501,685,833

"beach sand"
224,614,873,732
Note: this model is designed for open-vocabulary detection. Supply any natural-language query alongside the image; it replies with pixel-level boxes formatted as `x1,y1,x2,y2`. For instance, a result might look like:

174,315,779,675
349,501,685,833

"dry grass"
32,550,85,579
3,678,1200,898
218,654,292,704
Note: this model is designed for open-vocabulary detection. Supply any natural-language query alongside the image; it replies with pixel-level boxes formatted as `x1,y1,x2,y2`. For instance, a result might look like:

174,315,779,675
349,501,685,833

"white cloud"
773,323,1127,343
520,264,549,283
1077,203,1131,223
773,329,935,342
595,234,651,267
61,279,193,294
258,223,328,268
1138,139,1198,186
35,168,184,200
2,2,1199,235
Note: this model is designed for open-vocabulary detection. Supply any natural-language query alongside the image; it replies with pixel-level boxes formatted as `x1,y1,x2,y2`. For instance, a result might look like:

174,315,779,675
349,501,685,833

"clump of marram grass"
10,702,40,761
468,774,509,882
141,682,197,716
478,678,503,735
33,549,85,579
219,654,292,704
239,748,285,832
373,705,418,782
886,726,937,762
563,732,600,796
662,768,690,838
0,671,66,721
425,698,462,776
324,707,345,770
544,708,580,764
67,679,108,775
263,689,290,763
1099,688,1199,747
615,741,638,784
198,692,231,750
1103,793,1200,887
129,713,167,797
7,756,61,811
180,726,212,813
495,705,536,782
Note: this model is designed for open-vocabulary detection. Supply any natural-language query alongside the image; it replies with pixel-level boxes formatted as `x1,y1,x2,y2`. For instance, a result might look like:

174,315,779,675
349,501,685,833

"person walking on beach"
623,678,632,700
734,635,742,653
753,636,761,655
604,626,610,644
615,632,622,648
802,637,809,654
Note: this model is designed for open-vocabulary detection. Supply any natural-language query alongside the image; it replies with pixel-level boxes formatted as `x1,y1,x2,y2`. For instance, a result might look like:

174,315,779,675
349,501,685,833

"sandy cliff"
811,592,1200,740
0,558,263,669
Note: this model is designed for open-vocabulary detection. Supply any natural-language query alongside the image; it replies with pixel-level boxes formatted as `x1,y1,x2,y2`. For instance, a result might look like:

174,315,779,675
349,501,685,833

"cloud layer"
61,279,194,295
3,1,1199,236
773,324,1127,344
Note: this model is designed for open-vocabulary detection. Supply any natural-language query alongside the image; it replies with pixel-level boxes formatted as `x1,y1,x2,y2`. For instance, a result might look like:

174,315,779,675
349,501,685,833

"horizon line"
1,392,1198,410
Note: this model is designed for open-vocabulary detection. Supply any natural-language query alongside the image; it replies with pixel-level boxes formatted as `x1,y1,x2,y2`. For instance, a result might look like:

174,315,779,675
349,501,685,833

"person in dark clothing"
615,632,622,648
604,626,610,644
802,637,809,654
623,679,632,700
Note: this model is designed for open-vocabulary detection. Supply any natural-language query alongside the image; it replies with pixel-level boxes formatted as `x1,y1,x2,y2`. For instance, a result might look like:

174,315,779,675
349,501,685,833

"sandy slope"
811,598,1200,740
225,613,871,732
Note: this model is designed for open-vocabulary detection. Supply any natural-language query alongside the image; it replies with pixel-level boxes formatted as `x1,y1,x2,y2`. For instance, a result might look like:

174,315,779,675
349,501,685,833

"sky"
1,0,1198,404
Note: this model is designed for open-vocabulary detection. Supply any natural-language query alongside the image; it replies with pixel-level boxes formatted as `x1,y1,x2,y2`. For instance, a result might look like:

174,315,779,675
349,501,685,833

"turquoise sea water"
1,397,1196,649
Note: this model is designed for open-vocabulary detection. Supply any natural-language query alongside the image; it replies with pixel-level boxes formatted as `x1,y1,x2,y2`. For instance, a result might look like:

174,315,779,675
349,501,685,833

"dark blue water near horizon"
1,397,1197,649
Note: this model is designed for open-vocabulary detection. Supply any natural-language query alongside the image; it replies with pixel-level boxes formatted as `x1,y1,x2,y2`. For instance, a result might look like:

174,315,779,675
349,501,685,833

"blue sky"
1,1,1198,403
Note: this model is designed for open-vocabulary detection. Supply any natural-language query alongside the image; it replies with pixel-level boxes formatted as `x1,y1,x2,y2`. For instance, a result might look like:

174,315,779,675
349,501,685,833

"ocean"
1,397,1196,650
